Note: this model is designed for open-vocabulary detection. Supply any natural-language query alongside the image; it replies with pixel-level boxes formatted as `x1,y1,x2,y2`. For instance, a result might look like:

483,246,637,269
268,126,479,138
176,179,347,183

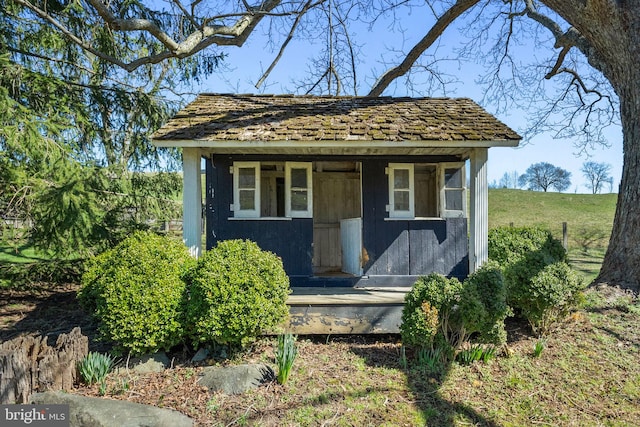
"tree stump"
0,327,88,404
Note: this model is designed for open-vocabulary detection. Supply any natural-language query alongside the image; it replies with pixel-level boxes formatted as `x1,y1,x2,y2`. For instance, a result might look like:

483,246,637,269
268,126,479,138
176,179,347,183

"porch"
284,287,410,334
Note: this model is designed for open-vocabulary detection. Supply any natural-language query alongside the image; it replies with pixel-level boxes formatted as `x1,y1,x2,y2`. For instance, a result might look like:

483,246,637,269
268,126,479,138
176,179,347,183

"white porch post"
469,148,489,273
182,147,202,258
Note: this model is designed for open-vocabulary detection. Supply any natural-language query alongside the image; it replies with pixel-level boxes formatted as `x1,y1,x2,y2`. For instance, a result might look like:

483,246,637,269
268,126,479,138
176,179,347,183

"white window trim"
439,162,467,218
285,162,313,218
232,161,260,218
388,163,415,219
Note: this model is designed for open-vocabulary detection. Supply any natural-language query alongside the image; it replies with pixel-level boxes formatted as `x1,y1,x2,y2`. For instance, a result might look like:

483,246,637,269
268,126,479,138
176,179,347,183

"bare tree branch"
523,0,596,71
11,0,284,72
367,0,480,97
255,0,318,89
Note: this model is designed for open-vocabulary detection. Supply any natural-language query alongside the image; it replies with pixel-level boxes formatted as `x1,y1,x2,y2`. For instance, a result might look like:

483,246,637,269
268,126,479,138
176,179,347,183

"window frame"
387,163,415,219
232,161,261,218
285,162,313,218
439,162,467,218
232,161,313,219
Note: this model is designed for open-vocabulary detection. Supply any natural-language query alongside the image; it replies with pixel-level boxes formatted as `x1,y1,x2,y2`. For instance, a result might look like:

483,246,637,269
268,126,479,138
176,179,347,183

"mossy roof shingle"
152,94,521,143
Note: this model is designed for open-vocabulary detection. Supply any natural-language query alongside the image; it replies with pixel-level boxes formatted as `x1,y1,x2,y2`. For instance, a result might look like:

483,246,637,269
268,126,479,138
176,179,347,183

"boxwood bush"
489,226,583,336
185,239,290,348
78,231,195,355
511,261,584,335
400,267,508,361
401,273,462,352
488,226,566,265
458,261,510,346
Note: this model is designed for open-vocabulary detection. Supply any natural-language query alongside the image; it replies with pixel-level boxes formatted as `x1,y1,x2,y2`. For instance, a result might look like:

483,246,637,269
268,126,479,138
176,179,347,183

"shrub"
489,226,573,321
401,266,510,362
459,261,510,346
78,231,195,355
400,273,462,352
185,239,290,348
488,226,566,265
512,261,584,335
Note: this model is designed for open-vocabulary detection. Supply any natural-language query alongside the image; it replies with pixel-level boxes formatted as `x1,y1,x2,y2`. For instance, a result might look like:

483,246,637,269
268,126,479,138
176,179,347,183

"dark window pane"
239,190,255,210
291,168,307,188
445,189,463,211
444,168,462,188
394,169,410,189
239,168,255,189
291,190,308,211
394,190,410,211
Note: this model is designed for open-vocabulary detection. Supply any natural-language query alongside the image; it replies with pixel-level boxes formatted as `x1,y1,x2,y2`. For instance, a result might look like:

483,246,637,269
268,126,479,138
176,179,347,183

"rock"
31,391,193,427
191,348,210,363
116,352,171,374
198,364,275,395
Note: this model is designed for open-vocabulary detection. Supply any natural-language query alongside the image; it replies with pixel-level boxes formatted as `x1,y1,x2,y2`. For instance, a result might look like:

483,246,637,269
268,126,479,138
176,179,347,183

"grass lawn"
0,244,52,264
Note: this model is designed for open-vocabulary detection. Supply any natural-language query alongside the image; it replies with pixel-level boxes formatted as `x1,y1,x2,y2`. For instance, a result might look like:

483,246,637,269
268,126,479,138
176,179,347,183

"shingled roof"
153,94,521,145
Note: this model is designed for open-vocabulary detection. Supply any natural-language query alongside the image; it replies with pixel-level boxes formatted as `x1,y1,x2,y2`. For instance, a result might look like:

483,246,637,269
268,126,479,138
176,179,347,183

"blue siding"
361,160,469,279
206,156,313,277
205,155,469,286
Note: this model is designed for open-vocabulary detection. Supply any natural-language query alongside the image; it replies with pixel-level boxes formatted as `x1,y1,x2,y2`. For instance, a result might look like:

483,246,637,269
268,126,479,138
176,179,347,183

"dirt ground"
0,283,407,426
3,282,637,426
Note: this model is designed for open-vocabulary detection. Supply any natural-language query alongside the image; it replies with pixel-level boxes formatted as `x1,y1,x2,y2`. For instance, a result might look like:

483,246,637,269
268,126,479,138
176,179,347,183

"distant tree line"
490,161,614,194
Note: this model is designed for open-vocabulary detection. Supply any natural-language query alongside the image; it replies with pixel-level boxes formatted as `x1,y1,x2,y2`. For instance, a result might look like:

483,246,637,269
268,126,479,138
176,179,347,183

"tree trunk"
595,6,640,291
0,327,88,404
597,77,640,291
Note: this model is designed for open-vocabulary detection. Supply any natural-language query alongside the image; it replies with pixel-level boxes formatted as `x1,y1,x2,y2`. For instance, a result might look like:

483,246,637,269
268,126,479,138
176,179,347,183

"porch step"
284,287,409,335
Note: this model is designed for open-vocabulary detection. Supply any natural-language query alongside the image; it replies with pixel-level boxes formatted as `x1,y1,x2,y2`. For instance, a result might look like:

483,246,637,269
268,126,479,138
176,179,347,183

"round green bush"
185,239,290,348
459,261,510,346
489,226,569,316
488,226,566,265
401,273,463,349
512,261,584,335
79,231,195,355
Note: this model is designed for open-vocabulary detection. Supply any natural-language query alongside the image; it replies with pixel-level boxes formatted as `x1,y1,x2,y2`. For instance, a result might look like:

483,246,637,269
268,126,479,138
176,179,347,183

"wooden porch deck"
284,287,410,335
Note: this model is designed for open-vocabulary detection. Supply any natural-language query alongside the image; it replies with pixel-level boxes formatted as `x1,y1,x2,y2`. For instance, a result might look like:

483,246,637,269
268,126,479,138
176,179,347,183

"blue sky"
188,5,623,193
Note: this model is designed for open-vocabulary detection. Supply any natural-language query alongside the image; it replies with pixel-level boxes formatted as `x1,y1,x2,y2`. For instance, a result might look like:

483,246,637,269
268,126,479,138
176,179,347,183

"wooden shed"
152,94,520,333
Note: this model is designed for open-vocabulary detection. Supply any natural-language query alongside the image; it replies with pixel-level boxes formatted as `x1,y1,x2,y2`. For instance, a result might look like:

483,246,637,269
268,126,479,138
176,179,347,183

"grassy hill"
488,189,616,242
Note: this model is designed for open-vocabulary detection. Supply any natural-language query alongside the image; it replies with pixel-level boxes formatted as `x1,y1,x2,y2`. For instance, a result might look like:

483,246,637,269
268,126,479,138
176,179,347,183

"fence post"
563,222,568,251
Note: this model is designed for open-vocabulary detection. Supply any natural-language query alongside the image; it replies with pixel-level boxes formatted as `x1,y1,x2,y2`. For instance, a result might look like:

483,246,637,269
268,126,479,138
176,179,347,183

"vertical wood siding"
206,155,469,285
361,160,468,279
206,156,313,277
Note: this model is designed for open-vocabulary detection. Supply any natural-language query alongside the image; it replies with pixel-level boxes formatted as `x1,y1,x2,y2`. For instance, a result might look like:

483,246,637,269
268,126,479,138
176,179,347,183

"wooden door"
313,171,361,273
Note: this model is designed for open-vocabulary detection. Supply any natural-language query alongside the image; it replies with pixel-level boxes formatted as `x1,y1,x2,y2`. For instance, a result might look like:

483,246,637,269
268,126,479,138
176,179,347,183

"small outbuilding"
153,94,520,290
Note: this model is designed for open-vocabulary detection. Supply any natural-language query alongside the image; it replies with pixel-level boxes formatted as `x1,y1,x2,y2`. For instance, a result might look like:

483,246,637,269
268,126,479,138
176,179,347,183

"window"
232,161,312,218
233,162,260,218
387,162,466,219
440,163,467,218
388,163,414,218
286,162,313,218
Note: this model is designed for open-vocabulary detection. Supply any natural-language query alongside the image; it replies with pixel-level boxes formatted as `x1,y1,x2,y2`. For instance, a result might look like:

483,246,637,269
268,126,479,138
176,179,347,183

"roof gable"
152,94,521,145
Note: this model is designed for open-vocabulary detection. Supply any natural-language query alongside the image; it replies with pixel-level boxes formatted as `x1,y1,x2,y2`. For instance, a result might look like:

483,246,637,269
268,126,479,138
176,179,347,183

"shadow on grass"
349,340,501,427
0,244,51,263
